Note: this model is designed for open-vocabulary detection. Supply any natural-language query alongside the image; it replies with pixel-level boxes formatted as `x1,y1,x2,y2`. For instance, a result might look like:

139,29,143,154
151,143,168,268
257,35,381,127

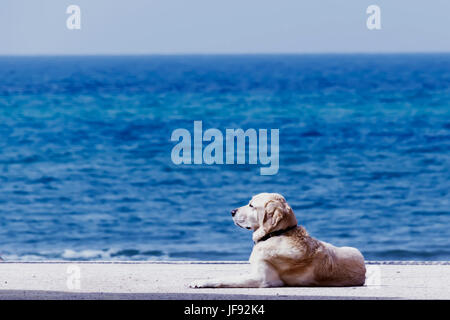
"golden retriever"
190,193,366,288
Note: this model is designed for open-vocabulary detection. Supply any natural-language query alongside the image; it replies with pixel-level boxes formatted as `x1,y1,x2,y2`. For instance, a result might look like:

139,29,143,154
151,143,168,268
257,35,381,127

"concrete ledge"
0,261,449,300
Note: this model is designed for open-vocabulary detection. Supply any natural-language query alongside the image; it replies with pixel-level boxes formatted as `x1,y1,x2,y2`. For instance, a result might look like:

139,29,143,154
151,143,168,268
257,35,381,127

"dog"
189,193,366,288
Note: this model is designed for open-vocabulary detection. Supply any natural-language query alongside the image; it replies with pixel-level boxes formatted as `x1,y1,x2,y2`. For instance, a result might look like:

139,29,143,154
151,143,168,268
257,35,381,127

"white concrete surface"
0,261,448,299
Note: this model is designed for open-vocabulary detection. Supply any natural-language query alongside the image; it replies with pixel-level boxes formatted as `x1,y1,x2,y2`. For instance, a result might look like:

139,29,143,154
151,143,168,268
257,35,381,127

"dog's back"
311,241,366,286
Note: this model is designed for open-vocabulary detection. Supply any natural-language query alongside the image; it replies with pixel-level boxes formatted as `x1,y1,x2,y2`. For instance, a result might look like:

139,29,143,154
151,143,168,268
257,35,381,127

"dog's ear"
262,197,295,232
253,194,298,242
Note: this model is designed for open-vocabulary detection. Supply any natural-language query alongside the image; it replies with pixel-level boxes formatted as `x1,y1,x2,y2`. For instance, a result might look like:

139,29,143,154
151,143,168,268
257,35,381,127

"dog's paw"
188,280,211,288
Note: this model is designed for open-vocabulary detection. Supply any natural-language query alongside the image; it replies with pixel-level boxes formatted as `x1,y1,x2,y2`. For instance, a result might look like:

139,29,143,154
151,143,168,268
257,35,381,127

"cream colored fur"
189,193,366,288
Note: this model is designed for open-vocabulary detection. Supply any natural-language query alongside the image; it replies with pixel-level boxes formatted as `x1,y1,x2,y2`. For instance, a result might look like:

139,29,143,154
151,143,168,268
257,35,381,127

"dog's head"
231,193,297,242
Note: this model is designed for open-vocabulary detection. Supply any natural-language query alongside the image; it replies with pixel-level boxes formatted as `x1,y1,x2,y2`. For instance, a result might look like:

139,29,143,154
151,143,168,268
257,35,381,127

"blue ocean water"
0,54,449,261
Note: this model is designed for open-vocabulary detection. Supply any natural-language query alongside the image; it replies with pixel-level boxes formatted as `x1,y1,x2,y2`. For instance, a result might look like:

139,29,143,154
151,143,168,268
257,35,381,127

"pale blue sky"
1,0,449,54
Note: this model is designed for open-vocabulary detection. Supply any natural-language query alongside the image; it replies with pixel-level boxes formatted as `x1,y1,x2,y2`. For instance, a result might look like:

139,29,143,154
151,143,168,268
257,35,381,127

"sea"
0,54,449,261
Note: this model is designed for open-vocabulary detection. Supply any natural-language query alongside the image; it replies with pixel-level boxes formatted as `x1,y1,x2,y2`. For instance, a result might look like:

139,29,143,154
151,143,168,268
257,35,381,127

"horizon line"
1,51,450,57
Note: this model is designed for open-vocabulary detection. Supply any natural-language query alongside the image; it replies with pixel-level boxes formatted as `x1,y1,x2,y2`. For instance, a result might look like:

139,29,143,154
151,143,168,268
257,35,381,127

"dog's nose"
231,209,237,217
